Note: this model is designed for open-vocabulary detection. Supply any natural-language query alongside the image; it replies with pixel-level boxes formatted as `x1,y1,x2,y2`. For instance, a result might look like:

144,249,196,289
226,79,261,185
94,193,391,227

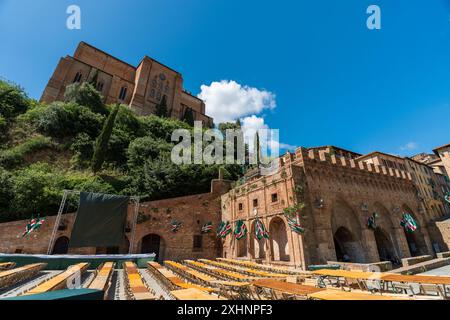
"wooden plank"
380,274,450,285
170,288,222,300
252,279,324,296
308,290,409,300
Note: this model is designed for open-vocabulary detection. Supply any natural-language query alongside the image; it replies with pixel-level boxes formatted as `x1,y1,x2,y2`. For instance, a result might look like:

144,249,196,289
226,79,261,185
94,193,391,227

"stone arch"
401,204,428,257
236,224,248,258
52,236,69,254
331,197,365,262
372,202,401,262
269,217,290,262
140,233,165,262
249,221,266,259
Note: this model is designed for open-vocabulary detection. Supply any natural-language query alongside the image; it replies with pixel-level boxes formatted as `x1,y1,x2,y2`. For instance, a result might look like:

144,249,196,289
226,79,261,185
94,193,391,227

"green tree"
91,104,120,173
155,95,168,118
64,82,107,115
0,79,31,119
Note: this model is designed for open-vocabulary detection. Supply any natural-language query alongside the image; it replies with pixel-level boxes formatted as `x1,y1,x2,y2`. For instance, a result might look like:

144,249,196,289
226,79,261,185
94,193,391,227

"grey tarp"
69,192,130,248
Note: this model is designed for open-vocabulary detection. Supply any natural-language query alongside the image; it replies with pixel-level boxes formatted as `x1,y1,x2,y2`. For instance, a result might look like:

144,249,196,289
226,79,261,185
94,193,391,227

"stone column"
361,229,380,262
394,227,411,259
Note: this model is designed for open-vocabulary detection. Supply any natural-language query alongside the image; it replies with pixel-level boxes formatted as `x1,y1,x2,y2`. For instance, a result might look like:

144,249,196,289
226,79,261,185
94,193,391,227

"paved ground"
419,265,450,276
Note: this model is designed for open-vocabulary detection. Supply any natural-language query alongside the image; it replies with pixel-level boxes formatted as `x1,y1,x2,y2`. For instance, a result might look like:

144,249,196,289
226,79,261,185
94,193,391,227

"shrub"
0,79,31,119
64,82,107,115
0,136,53,168
127,136,173,169
27,102,104,139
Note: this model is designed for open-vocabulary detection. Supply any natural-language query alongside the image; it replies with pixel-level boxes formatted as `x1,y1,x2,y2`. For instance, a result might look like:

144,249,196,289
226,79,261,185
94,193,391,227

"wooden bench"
0,262,16,271
147,261,215,293
252,279,324,300
218,258,307,276
123,261,157,300
0,263,47,290
23,263,89,296
170,288,224,300
308,289,410,300
200,259,288,280
88,262,115,299
184,260,257,282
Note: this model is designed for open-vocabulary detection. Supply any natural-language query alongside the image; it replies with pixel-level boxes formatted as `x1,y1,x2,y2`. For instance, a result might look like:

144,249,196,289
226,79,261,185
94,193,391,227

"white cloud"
198,80,276,124
400,142,418,151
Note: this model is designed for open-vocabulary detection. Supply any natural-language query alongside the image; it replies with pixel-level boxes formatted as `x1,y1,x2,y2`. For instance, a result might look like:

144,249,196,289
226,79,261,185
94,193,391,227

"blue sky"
0,0,449,156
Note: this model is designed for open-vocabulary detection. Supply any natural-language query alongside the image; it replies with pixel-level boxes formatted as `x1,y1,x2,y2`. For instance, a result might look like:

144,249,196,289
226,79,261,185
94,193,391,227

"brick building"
0,179,231,263
220,147,447,269
40,42,213,126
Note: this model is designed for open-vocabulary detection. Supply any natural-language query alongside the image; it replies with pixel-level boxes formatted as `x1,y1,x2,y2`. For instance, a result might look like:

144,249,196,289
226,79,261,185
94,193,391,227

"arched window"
73,72,82,83
119,86,127,100
96,81,104,92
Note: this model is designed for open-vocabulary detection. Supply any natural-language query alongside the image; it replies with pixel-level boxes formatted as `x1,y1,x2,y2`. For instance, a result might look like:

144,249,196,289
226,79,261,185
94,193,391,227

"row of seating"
199,259,290,280
88,262,115,299
123,261,157,300
183,260,258,282
147,261,217,298
0,263,47,290
217,258,308,276
0,262,16,271
23,263,89,296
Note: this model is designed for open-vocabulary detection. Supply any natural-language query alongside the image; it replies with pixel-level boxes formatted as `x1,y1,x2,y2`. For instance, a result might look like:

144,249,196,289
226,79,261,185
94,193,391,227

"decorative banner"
234,220,248,240
400,213,418,233
445,194,450,204
286,216,305,234
171,220,182,233
367,212,378,231
201,222,213,234
217,221,232,239
255,218,269,240
21,215,46,237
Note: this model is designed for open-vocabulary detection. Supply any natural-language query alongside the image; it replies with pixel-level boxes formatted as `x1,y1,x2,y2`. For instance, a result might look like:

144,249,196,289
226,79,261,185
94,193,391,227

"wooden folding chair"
419,284,446,300
391,283,415,296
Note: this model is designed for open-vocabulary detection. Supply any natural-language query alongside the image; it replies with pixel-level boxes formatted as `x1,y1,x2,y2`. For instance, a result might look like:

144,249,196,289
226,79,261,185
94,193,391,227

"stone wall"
0,180,231,262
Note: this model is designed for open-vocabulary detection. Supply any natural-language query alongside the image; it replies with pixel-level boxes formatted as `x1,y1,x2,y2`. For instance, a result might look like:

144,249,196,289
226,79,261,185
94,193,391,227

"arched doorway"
141,234,164,262
374,228,396,262
236,237,248,258
331,198,365,262
269,217,290,262
52,236,69,254
401,205,429,257
250,221,266,260
373,202,401,263
333,227,358,262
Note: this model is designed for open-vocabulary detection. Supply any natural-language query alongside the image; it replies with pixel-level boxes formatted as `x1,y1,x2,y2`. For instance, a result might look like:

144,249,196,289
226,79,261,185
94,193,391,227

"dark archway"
374,228,396,262
52,236,69,254
401,205,429,257
269,217,290,262
331,198,365,262
250,221,266,260
333,227,358,262
141,234,164,262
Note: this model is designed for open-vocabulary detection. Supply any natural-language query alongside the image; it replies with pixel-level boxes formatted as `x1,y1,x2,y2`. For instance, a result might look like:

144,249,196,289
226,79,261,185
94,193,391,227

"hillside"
0,79,242,222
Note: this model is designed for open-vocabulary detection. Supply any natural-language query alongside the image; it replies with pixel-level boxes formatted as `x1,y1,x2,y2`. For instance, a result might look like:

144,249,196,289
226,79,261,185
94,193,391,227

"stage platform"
0,253,155,270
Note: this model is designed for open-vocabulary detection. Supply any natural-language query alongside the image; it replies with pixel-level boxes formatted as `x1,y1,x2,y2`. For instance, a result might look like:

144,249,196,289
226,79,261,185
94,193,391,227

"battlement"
293,147,412,181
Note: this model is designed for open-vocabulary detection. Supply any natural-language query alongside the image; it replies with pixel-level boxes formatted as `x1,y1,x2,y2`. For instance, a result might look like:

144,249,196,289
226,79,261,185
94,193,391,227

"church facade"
40,42,213,127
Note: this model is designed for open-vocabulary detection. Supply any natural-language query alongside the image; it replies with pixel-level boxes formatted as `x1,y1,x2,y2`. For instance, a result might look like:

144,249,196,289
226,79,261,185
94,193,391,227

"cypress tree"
91,104,120,173
182,107,195,126
155,95,168,118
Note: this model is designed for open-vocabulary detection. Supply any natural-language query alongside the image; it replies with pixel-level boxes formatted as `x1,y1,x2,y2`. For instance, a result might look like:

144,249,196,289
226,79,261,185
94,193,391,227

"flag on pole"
217,221,231,238
255,218,269,240
171,220,182,233
367,212,378,231
400,213,418,233
286,216,305,234
234,220,248,240
21,215,46,237
201,222,213,234
445,194,450,204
